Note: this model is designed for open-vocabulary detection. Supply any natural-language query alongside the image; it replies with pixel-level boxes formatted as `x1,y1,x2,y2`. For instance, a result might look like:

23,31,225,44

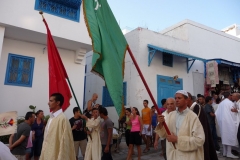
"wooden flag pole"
66,78,83,114
127,46,176,148
39,11,82,114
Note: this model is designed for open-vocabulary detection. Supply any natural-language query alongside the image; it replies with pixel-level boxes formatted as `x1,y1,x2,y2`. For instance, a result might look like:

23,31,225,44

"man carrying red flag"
39,13,75,160
40,93,75,160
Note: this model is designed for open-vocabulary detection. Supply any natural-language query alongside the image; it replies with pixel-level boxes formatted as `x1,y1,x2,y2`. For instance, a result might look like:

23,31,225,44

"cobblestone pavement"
79,140,239,160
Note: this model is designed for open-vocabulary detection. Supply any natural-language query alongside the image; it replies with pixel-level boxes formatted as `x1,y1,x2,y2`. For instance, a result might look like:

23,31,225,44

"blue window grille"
102,82,127,107
5,54,35,87
35,0,81,22
162,52,173,67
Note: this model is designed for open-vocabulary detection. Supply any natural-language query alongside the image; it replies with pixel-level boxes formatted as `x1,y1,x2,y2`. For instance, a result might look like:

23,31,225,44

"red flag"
43,19,72,111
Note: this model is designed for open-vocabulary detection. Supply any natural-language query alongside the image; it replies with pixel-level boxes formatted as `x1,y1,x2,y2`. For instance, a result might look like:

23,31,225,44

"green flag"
83,0,128,115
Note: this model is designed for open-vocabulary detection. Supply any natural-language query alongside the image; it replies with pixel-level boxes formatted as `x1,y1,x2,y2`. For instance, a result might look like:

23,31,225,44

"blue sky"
107,0,240,32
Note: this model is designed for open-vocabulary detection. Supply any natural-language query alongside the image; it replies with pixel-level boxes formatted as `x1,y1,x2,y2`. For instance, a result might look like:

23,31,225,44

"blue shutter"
102,82,127,107
5,54,35,87
34,0,81,22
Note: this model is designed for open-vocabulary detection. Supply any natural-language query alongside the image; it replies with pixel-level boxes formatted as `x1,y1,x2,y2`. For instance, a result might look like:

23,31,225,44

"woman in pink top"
126,107,143,160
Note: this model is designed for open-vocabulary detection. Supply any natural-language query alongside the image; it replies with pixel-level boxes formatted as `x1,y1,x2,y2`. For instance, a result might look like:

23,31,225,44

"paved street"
79,139,240,160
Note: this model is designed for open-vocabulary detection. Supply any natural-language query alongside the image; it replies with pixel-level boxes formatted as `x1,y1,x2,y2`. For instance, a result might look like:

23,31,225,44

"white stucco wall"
0,38,85,119
188,25,240,62
0,0,90,45
161,20,240,63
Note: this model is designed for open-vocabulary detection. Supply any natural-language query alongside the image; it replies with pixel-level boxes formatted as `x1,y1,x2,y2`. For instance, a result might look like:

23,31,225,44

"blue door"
157,75,183,107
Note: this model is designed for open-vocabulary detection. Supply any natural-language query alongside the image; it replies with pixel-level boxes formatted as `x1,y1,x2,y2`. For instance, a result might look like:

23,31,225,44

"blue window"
102,82,127,107
5,54,35,87
35,0,81,22
162,53,173,67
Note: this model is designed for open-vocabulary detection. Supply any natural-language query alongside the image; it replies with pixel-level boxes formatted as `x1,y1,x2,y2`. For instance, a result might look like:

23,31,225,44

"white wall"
0,0,90,44
0,38,85,119
0,26,5,60
188,25,240,62
162,20,240,63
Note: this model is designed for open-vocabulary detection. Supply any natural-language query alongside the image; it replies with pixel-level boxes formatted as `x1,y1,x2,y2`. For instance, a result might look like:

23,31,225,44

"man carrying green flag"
83,0,128,117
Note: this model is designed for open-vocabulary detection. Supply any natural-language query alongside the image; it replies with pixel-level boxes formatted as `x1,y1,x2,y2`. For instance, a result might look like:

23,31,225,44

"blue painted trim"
148,48,156,66
147,44,206,63
34,0,81,22
187,59,195,73
5,53,35,87
102,85,106,107
204,61,206,78
157,75,183,106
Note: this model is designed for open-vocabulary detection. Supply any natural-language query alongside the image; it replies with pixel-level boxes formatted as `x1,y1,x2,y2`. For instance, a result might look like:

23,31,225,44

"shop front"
205,59,240,96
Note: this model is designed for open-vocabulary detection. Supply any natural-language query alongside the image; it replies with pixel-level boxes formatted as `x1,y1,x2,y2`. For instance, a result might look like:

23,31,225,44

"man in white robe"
40,93,75,160
81,108,101,160
216,92,239,158
155,90,205,160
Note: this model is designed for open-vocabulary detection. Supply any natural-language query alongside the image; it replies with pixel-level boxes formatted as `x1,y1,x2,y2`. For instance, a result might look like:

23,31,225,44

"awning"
204,59,240,79
147,44,206,73
206,59,240,68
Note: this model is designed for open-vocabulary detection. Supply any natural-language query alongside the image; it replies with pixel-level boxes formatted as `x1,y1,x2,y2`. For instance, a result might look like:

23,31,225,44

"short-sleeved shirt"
126,116,132,130
151,113,157,127
69,117,86,141
11,122,31,155
204,104,215,125
100,118,113,145
142,107,151,125
31,120,44,137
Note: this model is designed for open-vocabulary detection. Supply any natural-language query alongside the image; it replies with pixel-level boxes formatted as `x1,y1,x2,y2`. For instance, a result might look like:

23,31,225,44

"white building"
0,0,91,118
222,24,240,38
84,19,240,125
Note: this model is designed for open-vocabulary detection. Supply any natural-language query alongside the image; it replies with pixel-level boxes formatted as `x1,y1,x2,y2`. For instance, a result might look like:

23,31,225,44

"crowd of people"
1,90,240,160
4,93,115,160
121,90,240,160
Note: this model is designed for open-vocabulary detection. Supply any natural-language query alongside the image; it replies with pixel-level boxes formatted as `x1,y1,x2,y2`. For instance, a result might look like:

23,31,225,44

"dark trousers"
125,129,130,146
31,136,43,157
101,145,113,160
161,139,167,160
209,123,220,151
237,123,240,146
